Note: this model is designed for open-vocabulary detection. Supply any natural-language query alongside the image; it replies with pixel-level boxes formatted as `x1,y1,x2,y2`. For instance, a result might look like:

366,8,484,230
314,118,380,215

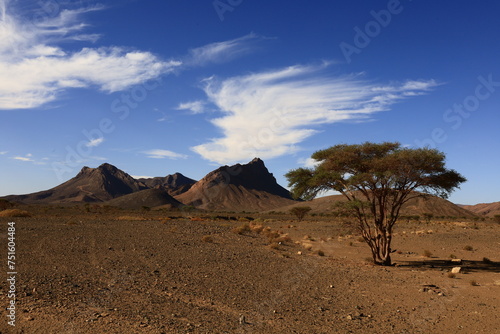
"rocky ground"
0,207,499,333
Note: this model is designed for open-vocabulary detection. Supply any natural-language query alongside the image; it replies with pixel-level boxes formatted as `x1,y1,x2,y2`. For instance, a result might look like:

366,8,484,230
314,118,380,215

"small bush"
289,206,312,221
422,250,433,258
463,245,474,251
249,223,264,234
232,223,251,235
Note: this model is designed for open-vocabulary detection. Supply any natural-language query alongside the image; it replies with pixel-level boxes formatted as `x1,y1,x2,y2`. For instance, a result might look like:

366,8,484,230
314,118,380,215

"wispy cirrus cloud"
12,154,34,162
176,100,206,114
0,0,180,109
142,149,188,160
185,33,264,66
190,64,439,164
86,137,104,148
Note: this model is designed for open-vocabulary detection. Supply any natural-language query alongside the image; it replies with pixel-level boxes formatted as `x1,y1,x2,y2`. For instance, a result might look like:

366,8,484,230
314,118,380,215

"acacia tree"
285,142,466,266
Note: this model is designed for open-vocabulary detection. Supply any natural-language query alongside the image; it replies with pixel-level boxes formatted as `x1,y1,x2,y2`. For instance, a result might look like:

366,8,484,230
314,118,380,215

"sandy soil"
0,208,499,333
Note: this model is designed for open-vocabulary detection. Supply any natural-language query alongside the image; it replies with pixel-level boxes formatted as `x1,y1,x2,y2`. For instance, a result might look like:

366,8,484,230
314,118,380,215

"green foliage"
285,142,466,266
289,206,312,221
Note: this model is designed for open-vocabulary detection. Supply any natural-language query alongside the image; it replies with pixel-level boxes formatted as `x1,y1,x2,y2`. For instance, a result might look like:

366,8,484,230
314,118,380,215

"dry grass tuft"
232,223,251,235
116,215,146,221
0,209,31,217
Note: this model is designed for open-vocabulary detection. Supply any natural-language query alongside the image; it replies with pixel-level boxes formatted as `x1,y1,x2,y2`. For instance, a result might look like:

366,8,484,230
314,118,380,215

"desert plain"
1,205,499,334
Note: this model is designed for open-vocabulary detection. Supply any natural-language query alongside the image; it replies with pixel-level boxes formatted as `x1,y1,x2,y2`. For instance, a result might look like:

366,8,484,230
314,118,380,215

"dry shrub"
201,235,214,243
422,250,433,258
463,245,474,251
249,223,264,234
0,209,31,217
232,223,251,235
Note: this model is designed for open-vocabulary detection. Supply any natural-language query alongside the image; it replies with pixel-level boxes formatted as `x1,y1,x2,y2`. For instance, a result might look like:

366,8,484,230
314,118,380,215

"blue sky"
1,0,499,205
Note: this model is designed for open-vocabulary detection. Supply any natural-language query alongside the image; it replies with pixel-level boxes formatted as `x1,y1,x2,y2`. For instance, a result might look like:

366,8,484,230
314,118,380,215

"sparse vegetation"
0,209,31,217
463,245,474,251
289,206,312,221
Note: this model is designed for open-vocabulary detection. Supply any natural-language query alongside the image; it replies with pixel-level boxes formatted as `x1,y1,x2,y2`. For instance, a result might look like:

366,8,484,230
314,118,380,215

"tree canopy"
286,142,466,265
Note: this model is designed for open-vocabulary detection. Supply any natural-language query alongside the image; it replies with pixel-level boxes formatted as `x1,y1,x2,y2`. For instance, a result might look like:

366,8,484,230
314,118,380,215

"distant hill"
105,188,183,210
3,163,147,204
460,202,500,217
274,193,476,218
136,173,196,196
175,158,296,212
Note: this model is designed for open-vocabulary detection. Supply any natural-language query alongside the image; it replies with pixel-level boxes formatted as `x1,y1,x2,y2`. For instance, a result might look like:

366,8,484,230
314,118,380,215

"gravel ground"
0,210,499,333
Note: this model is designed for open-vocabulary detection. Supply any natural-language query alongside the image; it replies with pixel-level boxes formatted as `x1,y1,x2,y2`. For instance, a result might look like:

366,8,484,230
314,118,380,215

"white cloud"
86,137,104,148
176,100,206,114
132,175,154,179
191,64,439,164
298,157,321,168
142,149,188,160
0,1,180,109
185,33,262,66
12,156,33,162
0,151,8,155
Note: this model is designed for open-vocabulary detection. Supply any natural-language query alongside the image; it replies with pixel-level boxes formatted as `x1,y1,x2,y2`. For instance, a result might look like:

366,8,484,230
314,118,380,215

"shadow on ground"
397,259,500,273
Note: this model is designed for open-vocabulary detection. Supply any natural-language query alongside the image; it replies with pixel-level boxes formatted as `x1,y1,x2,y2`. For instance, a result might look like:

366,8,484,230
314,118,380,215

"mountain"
175,158,296,211
105,188,183,210
460,202,500,217
3,163,148,204
275,193,476,218
136,173,196,196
